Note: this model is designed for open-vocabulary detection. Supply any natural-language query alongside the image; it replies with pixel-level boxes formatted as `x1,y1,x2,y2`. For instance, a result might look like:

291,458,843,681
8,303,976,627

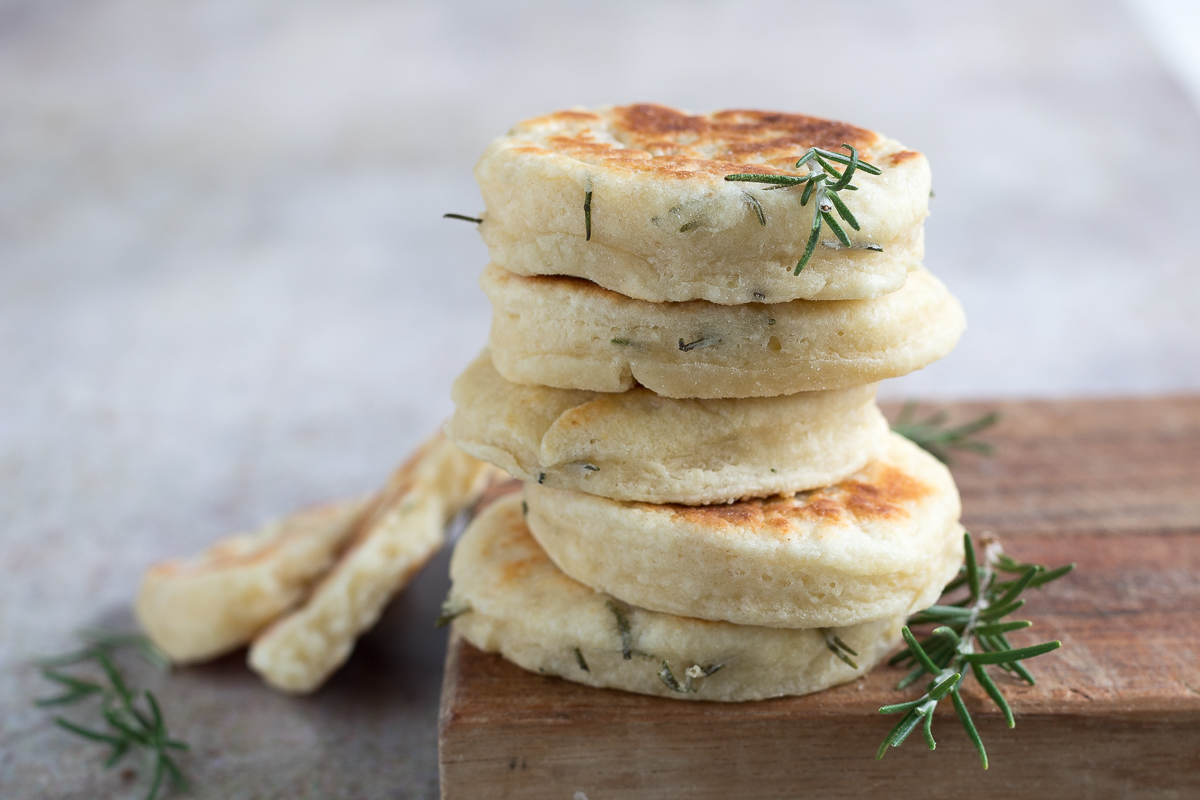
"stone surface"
2,1,1199,797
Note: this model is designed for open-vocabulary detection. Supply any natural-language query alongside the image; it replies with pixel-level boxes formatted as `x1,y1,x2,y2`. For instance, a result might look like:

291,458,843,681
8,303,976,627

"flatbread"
449,494,915,702
447,351,890,504
247,434,500,693
474,104,930,304
484,261,964,398
136,499,370,664
523,432,964,629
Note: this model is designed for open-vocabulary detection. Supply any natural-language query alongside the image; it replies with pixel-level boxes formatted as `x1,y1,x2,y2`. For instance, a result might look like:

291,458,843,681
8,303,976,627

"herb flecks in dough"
584,182,593,241
658,661,723,693
678,336,718,352
742,192,767,226
822,631,860,669
605,601,633,660
436,601,472,628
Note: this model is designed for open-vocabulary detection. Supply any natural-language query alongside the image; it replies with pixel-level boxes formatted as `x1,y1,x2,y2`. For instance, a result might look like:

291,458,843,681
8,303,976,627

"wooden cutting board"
437,397,1200,800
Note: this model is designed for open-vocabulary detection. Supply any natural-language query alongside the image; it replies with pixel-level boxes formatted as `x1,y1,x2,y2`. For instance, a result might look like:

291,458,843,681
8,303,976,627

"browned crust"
249,435,461,643
516,103,892,180
145,501,368,577
888,150,921,166
151,438,446,583
291,434,443,595
494,510,541,586
664,464,931,531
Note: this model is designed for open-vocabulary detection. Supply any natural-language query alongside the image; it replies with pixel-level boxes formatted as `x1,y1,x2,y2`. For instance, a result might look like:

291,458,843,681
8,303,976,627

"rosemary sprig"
442,213,483,224
891,403,1000,465
724,144,882,273
877,532,1073,768
35,630,188,800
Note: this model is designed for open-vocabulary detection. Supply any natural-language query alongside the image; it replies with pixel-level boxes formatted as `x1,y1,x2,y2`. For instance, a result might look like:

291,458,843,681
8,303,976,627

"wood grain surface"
438,397,1200,799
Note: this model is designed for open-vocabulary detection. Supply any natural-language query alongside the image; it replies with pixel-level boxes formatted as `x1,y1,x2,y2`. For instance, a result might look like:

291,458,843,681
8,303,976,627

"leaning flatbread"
136,499,369,664
248,434,498,693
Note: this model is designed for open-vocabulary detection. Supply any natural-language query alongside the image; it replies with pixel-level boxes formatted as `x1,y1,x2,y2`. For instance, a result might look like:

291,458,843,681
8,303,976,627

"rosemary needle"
442,213,483,224
606,601,633,660
435,603,471,627
742,192,767,226
822,630,860,670
678,336,717,352
584,185,593,241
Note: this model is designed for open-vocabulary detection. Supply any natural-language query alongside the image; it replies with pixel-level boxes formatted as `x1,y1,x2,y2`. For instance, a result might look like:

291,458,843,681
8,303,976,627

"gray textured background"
3,1,1199,797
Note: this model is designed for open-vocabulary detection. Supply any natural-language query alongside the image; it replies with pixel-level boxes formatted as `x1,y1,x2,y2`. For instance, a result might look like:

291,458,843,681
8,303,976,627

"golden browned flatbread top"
509,104,908,180
474,104,932,304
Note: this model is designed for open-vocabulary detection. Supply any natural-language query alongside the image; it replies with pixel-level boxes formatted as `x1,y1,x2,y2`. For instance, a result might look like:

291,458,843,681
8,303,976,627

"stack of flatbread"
134,103,966,700
443,104,968,701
